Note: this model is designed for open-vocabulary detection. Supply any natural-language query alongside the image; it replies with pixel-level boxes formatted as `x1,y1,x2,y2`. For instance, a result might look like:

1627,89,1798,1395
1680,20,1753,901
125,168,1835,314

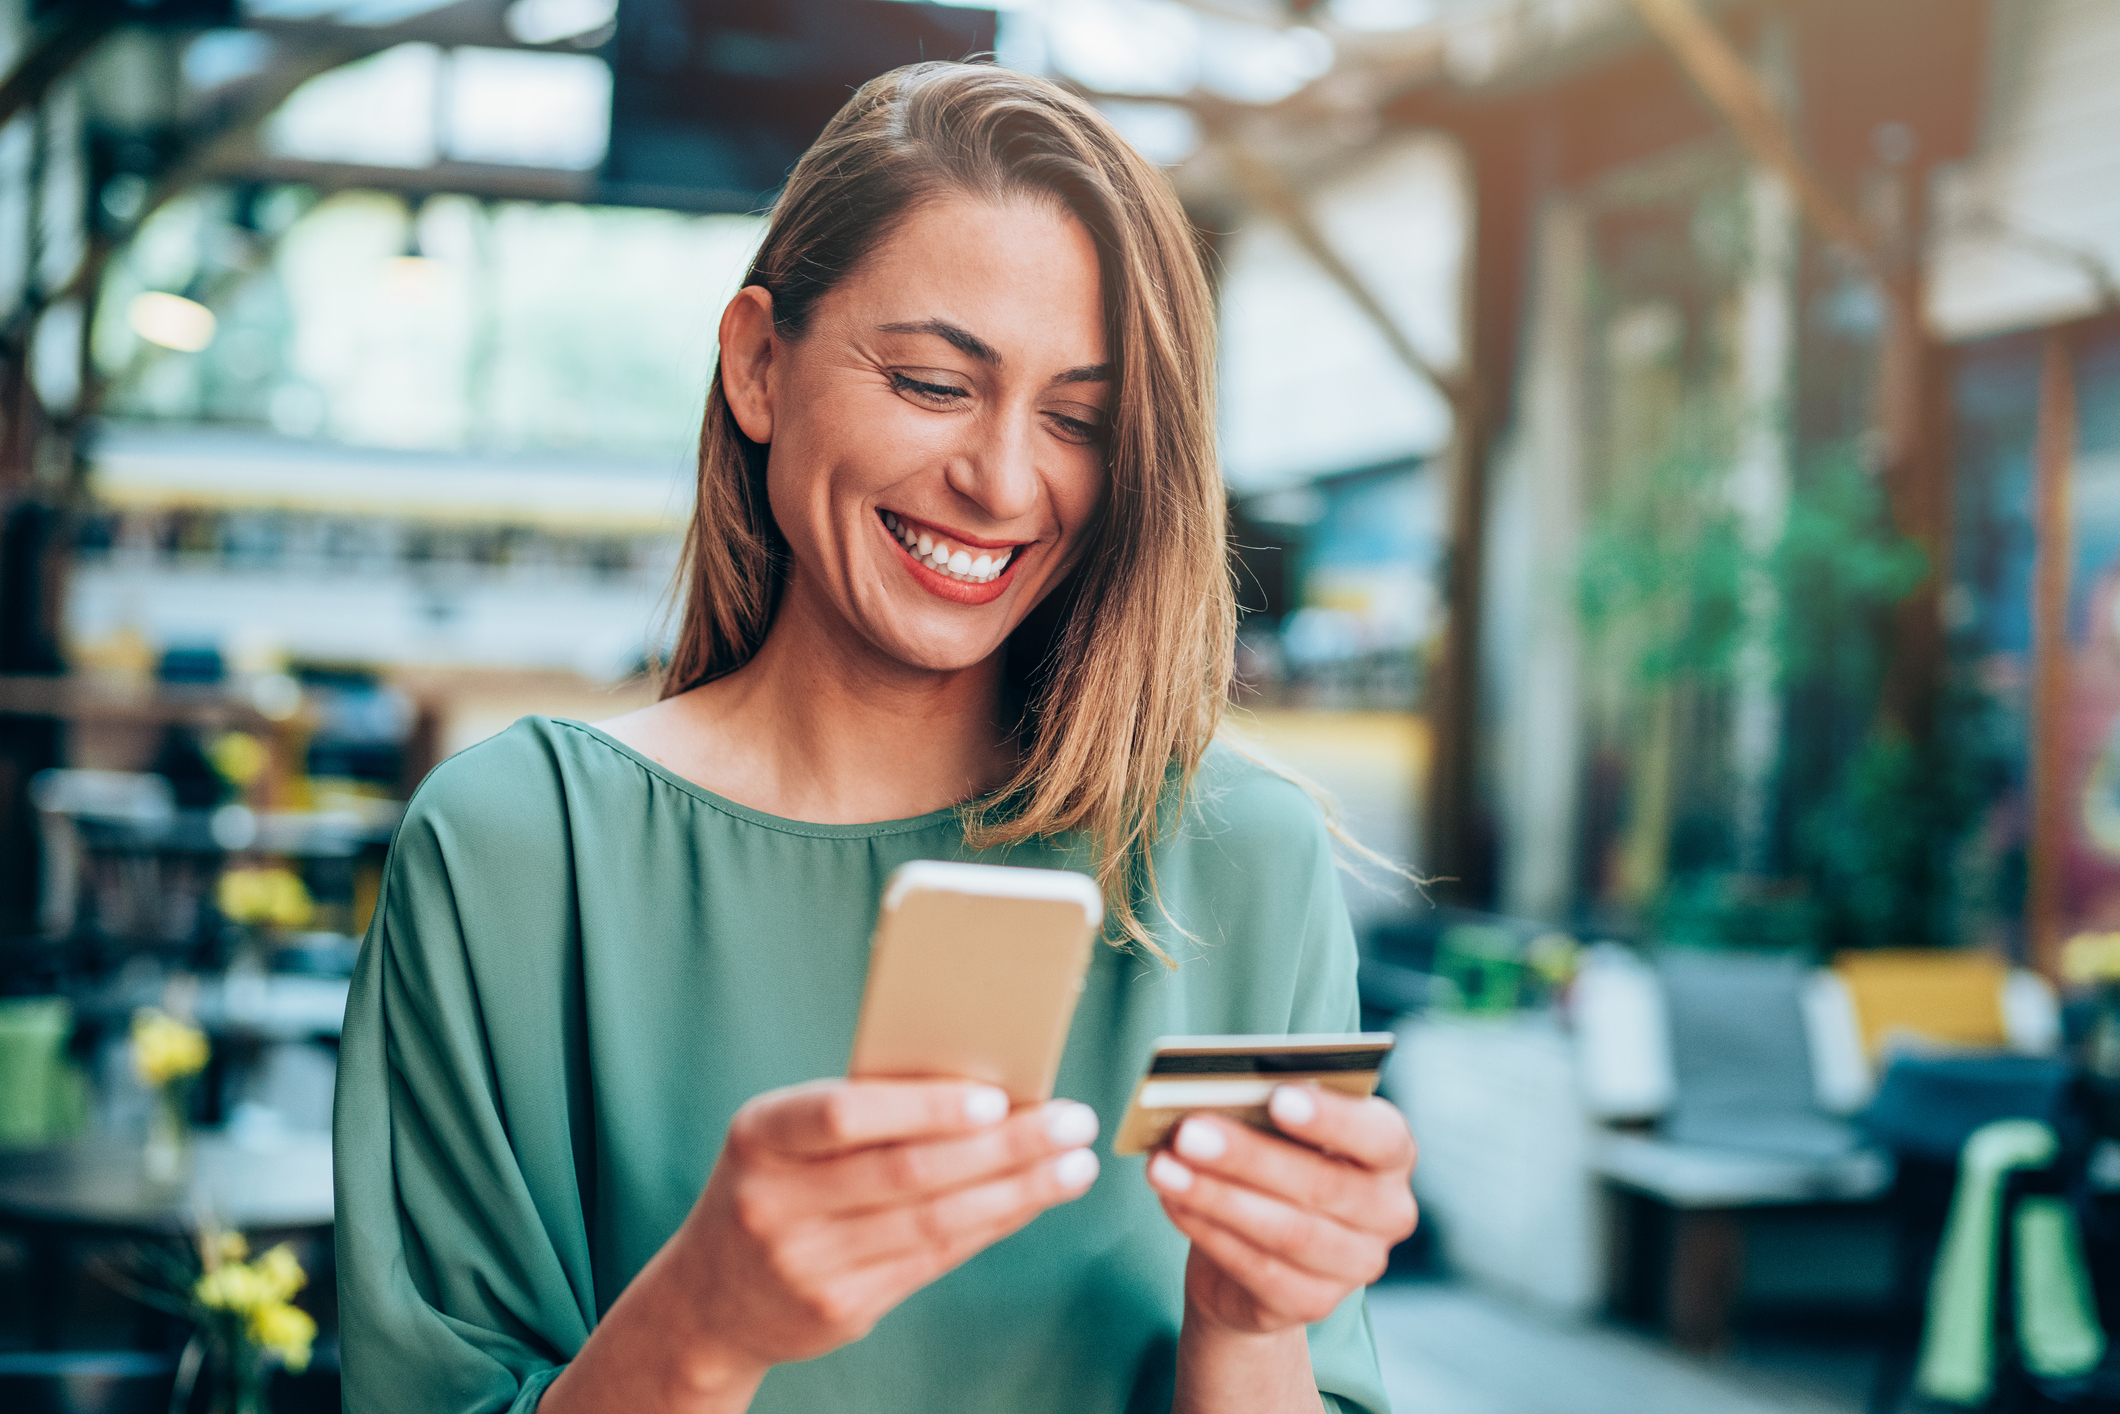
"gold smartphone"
847,860,1104,1105
1113,1033,1396,1156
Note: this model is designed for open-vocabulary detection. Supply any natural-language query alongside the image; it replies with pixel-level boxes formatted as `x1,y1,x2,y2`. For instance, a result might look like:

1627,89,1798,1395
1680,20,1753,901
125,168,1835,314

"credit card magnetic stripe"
1148,1048,1387,1076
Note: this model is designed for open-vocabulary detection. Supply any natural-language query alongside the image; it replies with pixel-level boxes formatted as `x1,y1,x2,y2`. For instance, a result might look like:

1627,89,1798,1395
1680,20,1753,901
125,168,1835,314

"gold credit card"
1112,1032,1396,1157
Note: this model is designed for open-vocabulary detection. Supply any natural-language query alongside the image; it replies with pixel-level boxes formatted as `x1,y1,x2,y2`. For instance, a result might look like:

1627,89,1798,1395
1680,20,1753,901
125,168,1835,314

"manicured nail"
1174,1118,1226,1161
1045,1102,1099,1148
1270,1085,1317,1127
965,1087,1009,1125
1054,1148,1100,1190
1149,1153,1194,1192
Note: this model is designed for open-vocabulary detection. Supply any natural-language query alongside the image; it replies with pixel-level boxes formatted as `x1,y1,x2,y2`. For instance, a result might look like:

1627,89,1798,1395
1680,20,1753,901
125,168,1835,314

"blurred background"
2,0,2120,1410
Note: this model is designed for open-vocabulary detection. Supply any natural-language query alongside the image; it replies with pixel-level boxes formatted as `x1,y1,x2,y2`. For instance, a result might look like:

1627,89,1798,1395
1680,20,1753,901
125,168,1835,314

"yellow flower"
2064,932,2120,985
131,1009,209,1089
209,732,270,789
212,1231,249,1265
253,1244,307,1304
248,1300,315,1372
195,1262,270,1312
1527,932,1580,985
194,1242,307,1313
217,867,314,929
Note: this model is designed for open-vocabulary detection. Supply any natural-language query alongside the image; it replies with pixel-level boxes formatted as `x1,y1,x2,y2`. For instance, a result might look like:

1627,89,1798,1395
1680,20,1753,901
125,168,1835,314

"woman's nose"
946,412,1039,523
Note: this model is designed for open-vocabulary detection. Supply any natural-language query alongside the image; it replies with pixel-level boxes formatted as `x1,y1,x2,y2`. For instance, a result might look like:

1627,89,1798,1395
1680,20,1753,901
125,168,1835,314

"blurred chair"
1858,1052,2109,1414
1575,947,1891,1348
1833,948,2060,1065
0,998,86,1148
27,770,175,939
0,1351,177,1414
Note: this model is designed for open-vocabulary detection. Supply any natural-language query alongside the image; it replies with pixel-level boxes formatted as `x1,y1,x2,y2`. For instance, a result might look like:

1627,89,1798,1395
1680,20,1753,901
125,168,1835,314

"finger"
1158,1196,1353,1329
733,1079,1012,1157
1264,1087,1416,1173
1147,1152,1382,1286
793,1144,1098,1271
822,1191,1064,1333
797,1101,1100,1215
1165,1115,1415,1239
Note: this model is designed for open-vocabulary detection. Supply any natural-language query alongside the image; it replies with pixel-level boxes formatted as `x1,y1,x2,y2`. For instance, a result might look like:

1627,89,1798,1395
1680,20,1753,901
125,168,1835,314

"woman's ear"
719,285,777,443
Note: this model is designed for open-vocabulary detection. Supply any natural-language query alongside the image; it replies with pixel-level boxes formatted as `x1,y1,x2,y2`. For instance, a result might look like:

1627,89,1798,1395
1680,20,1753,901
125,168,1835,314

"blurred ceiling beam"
1626,0,1881,274
0,4,121,130
205,153,596,205
1216,140,1466,408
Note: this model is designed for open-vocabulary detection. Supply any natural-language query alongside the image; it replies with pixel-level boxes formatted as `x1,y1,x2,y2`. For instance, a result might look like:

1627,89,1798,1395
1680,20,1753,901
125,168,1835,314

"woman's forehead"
826,196,1108,366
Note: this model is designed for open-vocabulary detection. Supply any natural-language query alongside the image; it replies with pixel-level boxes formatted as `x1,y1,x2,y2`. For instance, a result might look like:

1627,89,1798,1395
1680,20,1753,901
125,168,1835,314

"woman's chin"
855,613,1010,677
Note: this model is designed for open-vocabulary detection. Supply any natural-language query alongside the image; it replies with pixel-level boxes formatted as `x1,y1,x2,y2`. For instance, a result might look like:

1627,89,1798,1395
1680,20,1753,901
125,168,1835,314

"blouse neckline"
550,717,972,840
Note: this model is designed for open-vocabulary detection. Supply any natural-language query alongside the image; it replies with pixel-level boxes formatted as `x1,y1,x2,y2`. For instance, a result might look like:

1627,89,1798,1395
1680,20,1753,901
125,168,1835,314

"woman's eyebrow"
878,319,1000,365
877,319,1109,385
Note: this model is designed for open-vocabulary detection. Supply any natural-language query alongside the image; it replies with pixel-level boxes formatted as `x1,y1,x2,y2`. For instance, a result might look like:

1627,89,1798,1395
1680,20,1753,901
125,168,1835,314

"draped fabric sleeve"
1180,744,1393,1414
334,727,596,1414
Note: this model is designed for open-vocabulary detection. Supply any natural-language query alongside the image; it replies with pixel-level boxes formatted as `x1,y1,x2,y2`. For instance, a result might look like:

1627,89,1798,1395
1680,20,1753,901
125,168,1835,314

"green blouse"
334,716,1390,1414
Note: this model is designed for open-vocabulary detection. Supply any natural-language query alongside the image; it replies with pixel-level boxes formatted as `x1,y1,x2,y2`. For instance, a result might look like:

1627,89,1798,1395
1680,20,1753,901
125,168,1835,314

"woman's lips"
878,510,1028,606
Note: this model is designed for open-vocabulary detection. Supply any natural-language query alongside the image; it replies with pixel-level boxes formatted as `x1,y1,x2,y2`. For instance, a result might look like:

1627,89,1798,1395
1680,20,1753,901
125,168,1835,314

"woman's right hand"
542,1078,1100,1412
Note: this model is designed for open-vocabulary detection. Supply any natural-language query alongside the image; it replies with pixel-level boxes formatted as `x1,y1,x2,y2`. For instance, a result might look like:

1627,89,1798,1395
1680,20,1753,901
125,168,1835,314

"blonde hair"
664,62,1232,961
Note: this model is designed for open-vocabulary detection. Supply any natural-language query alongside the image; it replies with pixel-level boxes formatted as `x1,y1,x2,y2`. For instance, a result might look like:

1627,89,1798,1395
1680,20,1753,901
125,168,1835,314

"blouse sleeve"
1181,747,1393,1414
334,737,592,1414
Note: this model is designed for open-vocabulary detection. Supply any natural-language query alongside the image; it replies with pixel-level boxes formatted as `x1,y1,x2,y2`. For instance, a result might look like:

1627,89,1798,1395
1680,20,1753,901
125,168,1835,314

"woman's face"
721,194,1110,676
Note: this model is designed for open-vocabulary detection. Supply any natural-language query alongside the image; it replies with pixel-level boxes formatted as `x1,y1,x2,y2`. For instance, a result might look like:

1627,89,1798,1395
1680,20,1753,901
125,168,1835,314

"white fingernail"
1054,1148,1099,1190
1046,1102,1099,1148
965,1087,1009,1125
1270,1085,1317,1126
1149,1153,1194,1192
1174,1118,1225,1161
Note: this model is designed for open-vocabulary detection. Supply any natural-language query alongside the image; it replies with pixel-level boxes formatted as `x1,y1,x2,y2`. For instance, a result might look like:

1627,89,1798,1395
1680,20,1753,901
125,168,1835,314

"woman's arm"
540,1080,1102,1413
1155,1086,1418,1413
1173,1315,1320,1414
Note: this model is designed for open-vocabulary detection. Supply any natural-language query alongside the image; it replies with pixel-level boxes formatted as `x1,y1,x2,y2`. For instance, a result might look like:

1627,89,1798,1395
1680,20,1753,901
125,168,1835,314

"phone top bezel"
881,859,1103,923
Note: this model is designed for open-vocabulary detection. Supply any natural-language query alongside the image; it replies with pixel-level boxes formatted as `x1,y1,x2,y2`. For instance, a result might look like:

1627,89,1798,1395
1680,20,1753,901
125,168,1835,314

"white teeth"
887,513,1016,584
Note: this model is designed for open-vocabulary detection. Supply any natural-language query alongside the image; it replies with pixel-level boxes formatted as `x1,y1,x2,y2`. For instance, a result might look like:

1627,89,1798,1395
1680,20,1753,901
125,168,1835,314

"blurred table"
0,1133,332,1348
0,1133,332,1234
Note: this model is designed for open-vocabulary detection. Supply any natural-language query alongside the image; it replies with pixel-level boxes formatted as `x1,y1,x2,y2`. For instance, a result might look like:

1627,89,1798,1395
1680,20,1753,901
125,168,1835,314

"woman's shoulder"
395,715,603,852
1178,736,1334,865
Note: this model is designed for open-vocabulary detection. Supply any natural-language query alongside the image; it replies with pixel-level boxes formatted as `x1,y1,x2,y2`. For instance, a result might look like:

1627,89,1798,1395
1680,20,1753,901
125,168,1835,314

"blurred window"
266,43,445,169
94,188,763,455
446,48,611,170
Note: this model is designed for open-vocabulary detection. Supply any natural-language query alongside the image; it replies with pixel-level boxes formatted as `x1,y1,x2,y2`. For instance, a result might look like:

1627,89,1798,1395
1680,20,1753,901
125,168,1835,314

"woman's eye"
1044,411,1109,448
888,371,969,406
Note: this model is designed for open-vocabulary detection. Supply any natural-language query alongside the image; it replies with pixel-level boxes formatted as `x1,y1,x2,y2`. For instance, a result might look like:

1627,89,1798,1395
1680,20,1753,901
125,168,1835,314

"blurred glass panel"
266,43,442,168
1218,135,1463,491
446,49,611,169
93,185,763,457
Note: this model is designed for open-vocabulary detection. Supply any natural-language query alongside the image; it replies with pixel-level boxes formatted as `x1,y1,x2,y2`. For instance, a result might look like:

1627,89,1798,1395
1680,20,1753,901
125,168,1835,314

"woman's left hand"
1146,1086,1418,1335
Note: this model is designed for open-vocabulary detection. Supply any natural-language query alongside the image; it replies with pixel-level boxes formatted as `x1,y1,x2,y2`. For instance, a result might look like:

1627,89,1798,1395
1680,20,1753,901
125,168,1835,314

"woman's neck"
599,591,1018,825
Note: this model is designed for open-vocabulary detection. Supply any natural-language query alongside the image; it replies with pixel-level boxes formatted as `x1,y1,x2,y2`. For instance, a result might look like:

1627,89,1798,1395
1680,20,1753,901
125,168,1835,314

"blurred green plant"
1576,412,1751,689
1577,428,1926,695
1797,670,2014,950
1577,416,2007,951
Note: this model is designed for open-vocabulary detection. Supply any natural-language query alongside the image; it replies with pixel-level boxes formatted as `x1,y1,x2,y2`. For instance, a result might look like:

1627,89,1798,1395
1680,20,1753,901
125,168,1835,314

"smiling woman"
647,68,1232,957
334,61,1414,1414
